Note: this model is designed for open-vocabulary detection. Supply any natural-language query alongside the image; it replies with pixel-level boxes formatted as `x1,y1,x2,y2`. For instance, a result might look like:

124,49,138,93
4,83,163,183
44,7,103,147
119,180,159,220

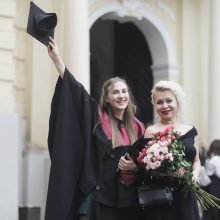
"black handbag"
138,184,173,207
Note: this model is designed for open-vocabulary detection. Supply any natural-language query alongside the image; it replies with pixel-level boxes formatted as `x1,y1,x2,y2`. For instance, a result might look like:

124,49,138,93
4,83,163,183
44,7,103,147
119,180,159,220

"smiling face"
153,89,179,123
105,81,129,118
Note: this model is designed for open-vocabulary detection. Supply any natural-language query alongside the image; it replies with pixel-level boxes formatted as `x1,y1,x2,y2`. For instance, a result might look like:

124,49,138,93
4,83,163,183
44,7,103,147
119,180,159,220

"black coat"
45,68,97,220
91,124,140,209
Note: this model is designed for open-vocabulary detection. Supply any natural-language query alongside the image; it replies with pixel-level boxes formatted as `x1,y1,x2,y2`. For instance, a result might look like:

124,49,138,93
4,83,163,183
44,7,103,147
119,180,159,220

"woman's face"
153,89,179,122
105,81,129,117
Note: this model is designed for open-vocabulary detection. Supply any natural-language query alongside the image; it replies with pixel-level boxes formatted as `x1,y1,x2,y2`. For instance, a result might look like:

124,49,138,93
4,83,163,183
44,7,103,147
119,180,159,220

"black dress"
141,127,200,220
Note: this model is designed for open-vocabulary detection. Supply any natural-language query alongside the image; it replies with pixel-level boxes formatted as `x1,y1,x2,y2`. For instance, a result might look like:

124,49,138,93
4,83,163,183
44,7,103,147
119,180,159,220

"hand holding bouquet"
136,126,220,211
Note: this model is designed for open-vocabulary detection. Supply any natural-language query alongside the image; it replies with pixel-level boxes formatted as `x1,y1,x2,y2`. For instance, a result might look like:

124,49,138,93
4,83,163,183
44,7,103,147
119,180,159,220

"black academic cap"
26,1,57,46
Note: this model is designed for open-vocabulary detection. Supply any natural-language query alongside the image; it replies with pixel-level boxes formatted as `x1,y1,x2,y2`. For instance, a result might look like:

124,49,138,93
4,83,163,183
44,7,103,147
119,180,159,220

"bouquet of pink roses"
136,126,220,211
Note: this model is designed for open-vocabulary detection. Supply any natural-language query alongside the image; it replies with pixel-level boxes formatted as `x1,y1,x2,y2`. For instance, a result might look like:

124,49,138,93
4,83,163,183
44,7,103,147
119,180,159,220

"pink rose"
160,136,166,142
154,148,161,158
172,136,176,140
178,167,185,177
155,160,161,168
159,131,165,136
167,134,172,140
159,140,169,147
151,156,156,162
150,162,157,170
142,148,146,154
165,152,173,161
161,146,168,154
149,143,160,153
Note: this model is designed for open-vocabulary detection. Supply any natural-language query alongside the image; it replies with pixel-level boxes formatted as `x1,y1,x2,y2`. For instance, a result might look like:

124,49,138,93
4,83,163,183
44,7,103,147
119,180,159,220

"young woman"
44,37,145,220
203,139,220,220
141,80,201,220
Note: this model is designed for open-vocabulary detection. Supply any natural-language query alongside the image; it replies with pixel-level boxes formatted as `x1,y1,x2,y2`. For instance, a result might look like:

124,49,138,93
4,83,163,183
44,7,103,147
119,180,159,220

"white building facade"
0,0,219,219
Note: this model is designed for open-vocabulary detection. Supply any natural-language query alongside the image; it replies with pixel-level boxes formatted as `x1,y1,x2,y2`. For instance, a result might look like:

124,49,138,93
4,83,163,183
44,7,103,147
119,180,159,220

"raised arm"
47,36,65,78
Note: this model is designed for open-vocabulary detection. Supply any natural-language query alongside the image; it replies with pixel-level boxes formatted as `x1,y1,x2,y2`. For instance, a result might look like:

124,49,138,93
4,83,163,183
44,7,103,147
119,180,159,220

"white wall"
22,149,50,220
0,114,19,220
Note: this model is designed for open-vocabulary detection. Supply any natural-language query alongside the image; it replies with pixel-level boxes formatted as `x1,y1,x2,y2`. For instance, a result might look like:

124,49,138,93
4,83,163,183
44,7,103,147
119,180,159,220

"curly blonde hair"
151,80,186,120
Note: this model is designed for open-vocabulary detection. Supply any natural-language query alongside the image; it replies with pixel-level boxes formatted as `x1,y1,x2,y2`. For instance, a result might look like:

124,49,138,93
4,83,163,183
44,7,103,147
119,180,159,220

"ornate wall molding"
117,0,152,19
89,0,178,78
156,0,175,21
120,0,142,11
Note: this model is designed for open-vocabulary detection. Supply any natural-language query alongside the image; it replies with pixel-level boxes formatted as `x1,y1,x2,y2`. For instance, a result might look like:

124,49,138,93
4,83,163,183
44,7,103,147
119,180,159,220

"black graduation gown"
45,68,97,220
45,68,143,220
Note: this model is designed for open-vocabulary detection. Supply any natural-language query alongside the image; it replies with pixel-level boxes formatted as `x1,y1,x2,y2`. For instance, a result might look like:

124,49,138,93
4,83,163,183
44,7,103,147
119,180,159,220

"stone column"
182,0,200,126
63,0,90,91
209,0,220,141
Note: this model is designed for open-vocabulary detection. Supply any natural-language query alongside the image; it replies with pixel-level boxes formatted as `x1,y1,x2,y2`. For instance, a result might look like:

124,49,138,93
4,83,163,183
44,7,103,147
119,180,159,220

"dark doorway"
90,19,153,126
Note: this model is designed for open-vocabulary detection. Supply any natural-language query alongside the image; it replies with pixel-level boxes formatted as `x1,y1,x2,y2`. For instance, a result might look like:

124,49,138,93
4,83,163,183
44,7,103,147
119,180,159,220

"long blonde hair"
99,77,138,148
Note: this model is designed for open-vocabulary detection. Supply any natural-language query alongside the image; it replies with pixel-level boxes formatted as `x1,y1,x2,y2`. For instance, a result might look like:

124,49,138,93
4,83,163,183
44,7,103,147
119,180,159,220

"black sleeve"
45,68,97,220
47,67,97,156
